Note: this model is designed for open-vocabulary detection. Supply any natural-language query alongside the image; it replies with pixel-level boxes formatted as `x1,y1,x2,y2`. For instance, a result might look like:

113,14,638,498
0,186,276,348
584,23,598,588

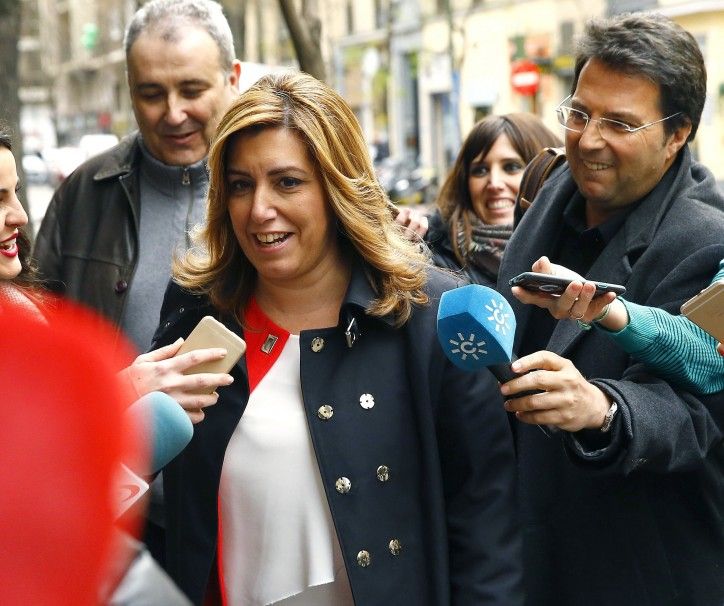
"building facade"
18,0,724,182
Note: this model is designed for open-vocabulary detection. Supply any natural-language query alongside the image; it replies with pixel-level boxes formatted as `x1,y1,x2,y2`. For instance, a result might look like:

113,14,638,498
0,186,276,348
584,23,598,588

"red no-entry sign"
511,59,540,96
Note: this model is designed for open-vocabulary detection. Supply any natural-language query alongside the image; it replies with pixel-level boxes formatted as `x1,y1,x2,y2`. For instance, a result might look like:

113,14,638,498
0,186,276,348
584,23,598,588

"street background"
11,0,724,228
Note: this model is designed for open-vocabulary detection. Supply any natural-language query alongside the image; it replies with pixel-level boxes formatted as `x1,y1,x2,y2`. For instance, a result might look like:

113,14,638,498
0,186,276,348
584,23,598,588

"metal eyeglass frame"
555,94,682,137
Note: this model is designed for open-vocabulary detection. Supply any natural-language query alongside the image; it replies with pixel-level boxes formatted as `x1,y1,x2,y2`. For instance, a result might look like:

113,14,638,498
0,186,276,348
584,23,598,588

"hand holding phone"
680,281,724,343
509,272,626,297
175,316,247,394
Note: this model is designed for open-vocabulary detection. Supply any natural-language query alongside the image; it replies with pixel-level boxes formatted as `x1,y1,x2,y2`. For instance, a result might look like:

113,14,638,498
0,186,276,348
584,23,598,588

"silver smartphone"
680,281,724,343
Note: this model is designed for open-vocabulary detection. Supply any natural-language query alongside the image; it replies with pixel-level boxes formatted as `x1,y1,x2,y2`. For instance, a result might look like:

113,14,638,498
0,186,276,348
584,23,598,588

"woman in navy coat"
151,72,522,606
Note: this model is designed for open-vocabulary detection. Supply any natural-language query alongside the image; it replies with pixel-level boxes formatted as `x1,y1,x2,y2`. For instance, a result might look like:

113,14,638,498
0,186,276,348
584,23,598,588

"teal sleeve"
598,297,724,395
713,259,724,283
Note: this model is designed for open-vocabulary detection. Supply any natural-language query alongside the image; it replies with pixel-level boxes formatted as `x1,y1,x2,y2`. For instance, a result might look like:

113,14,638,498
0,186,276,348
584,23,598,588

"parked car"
22,154,50,184
375,157,437,206
78,133,119,159
41,146,87,187
41,134,120,187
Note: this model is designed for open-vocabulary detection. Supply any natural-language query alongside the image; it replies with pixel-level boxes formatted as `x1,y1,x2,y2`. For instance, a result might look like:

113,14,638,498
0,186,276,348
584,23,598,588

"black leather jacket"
34,133,143,334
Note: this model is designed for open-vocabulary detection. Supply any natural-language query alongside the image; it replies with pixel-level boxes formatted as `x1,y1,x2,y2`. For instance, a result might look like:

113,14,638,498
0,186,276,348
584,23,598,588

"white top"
218,335,354,605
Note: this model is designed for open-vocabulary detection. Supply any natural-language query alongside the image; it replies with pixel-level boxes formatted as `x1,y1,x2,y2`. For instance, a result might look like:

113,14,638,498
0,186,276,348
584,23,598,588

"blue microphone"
437,284,520,383
437,284,556,435
437,282,550,422
125,391,194,474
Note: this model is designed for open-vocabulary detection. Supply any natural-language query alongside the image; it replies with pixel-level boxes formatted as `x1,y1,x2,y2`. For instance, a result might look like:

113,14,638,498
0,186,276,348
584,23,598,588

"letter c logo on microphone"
437,285,516,371
486,299,513,335
448,333,488,361
446,298,511,363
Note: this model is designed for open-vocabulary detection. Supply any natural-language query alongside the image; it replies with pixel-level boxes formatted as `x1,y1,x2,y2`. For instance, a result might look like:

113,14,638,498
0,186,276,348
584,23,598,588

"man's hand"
501,350,613,432
118,339,234,423
394,206,429,240
511,256,622,328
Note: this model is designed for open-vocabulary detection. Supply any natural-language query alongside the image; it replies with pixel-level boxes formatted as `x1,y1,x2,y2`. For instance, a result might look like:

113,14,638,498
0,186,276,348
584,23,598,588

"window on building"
606,0,657,16
559,20,574,54
474,106,492,122
59,11,71,63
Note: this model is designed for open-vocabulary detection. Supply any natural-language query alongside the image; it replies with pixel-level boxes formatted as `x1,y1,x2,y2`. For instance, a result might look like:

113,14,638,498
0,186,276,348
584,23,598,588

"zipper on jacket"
182,167,190,186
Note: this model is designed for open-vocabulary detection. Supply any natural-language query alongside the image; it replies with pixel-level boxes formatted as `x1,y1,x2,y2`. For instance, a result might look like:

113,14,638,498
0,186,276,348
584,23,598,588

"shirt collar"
563,158,681,244
562,192,635,244
138,137,208,196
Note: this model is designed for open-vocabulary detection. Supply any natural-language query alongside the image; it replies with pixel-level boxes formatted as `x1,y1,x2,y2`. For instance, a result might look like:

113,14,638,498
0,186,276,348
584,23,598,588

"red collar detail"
242,298,290,393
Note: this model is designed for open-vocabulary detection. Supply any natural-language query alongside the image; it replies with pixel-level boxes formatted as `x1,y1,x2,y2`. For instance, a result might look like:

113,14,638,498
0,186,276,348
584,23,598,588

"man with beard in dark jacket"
497,13,724,606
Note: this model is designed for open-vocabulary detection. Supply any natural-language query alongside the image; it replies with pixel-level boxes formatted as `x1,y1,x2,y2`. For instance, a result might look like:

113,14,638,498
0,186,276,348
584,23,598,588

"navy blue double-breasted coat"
152,263,523,605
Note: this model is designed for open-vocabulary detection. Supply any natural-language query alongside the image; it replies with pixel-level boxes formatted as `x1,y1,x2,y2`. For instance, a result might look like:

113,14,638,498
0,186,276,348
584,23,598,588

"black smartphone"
509,272,626,296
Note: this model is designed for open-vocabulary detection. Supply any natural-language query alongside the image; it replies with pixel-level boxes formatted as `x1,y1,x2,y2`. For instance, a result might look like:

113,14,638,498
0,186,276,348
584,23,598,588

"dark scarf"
455,213,514,281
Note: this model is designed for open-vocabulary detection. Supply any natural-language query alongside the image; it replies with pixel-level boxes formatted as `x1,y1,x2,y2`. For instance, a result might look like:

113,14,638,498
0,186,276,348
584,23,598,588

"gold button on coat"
357,550,371,567
376,465,390,482
317,405,334,420
335,477,352,494
389,539,402,556
311,337,325,352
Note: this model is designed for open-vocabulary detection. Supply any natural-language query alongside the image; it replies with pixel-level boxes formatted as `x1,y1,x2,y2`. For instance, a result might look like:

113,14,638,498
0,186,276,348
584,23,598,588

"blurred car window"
41,146,87,186
22,154,50,184
78,134,119,159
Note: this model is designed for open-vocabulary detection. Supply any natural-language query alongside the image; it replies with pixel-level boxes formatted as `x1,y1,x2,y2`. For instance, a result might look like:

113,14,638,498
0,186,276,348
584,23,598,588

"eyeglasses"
555,95,681,140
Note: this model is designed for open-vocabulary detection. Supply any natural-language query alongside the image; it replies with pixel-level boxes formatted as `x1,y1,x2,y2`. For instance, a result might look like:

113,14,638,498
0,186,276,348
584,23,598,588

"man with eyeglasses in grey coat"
497,13,724,606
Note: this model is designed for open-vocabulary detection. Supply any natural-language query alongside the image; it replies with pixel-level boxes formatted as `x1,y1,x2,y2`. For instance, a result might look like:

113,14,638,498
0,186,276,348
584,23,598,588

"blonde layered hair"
173,71,429,325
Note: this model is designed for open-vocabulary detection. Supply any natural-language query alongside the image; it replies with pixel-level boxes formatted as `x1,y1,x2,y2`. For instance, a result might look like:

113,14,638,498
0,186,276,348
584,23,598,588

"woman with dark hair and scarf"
426,113,561,287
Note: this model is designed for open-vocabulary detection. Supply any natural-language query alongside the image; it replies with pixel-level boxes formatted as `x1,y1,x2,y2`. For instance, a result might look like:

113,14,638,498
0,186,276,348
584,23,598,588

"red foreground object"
0,301,144,605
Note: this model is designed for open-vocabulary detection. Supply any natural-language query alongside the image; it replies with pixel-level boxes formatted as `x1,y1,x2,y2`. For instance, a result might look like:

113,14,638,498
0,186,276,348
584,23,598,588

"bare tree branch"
278,0,327,81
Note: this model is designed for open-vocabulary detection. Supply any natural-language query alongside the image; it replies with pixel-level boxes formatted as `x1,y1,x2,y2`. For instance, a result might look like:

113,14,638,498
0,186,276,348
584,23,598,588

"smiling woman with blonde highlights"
176,72,428,326
153,72,522,605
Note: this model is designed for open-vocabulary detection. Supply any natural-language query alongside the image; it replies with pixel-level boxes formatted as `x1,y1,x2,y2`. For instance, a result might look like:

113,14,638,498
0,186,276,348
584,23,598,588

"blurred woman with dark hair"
426,113,561,287
0,127,44,313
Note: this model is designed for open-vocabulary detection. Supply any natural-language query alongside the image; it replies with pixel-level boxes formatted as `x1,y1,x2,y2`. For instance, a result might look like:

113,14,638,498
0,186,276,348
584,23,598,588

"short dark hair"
572,13,705,141
0,125,12,152
124,0,236,73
